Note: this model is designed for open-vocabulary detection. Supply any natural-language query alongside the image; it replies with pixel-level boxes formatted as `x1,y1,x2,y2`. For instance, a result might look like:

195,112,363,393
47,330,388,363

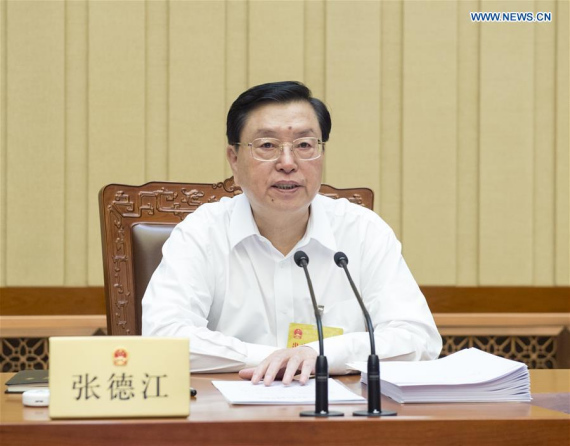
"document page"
212,378,366,405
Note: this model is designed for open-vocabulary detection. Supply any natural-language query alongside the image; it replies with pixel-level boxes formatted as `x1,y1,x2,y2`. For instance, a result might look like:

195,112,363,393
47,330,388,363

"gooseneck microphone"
334,251,397,417
294,251,343,417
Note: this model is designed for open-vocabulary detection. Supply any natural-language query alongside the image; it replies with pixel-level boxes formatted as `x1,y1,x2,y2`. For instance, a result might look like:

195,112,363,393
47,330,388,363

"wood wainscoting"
1,287,569,371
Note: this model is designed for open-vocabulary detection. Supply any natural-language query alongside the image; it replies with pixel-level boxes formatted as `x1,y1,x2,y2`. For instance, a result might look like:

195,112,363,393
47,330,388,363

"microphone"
334,251,396,417
294,251,343,418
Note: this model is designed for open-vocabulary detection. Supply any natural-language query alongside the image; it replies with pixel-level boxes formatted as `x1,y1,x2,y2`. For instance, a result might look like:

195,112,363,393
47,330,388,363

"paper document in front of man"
142,81,442,386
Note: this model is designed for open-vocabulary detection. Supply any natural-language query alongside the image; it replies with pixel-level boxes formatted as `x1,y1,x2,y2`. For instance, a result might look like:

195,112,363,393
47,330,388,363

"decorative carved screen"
1,334,561,372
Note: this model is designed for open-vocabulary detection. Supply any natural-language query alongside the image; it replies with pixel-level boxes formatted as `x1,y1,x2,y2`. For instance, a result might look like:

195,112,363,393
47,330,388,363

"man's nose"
276,144,297,171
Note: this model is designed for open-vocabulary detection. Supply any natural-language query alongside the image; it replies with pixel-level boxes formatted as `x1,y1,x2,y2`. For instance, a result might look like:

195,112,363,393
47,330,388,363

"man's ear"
226,145,239,185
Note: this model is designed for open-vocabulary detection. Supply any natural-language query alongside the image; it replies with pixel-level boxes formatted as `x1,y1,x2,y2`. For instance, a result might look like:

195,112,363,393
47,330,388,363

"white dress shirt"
142,193,442,374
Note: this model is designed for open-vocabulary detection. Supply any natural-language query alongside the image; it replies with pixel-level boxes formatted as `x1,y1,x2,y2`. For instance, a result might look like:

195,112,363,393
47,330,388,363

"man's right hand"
238,346,317,386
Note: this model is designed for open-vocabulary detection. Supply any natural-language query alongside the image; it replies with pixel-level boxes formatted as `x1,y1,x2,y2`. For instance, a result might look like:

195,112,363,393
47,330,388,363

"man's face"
227,101,324,221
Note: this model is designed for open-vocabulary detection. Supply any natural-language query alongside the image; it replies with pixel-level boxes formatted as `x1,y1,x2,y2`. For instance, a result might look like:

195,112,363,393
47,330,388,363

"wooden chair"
99,177,373,336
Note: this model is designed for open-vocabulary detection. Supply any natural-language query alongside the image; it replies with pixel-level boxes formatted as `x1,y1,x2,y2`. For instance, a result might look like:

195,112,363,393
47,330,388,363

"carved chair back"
99,178,374,335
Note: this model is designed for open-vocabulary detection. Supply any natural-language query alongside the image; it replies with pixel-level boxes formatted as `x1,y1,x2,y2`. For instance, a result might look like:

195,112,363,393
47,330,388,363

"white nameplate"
49,336,189,419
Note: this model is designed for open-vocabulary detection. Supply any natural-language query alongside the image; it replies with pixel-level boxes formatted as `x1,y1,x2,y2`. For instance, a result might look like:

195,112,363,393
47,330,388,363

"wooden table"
1,370,568,446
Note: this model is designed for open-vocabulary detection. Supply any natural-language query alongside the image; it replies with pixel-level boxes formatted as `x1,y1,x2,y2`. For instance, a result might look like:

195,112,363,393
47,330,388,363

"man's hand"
238,346,317,386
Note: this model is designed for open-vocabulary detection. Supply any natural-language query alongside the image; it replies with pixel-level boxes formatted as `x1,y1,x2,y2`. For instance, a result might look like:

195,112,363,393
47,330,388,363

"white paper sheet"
212,378,366,405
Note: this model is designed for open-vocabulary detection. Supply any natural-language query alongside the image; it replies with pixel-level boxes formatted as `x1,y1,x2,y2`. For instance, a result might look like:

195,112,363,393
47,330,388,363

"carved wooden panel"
0,335,560,372
441,335,558,369
1,338,49,372
318,184,374,209
99,178,374,336
100,179,242,336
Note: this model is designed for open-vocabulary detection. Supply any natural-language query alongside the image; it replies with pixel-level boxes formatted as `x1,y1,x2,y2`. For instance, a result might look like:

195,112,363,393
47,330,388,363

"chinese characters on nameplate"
71,372,168,401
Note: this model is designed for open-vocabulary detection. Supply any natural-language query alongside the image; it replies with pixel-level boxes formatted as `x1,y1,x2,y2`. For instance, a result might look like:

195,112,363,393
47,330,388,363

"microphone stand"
294,251,343,418
334,252,396,417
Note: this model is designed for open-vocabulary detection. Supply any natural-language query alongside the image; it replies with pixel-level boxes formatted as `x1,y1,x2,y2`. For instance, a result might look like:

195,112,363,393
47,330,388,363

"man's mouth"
273,183,299,190
273,184,299,190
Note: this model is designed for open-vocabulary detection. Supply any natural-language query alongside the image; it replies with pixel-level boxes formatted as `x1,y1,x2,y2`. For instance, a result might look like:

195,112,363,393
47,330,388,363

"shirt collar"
229,194,260,249
303,194,337,253
228,193,338,253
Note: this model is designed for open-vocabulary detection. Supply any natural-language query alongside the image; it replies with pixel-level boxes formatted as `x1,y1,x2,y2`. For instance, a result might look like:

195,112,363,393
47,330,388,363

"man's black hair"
226,81,331,146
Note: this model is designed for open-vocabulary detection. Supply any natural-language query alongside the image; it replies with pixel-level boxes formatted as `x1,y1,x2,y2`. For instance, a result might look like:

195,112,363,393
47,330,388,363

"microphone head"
334,251,348,267
294,250,309,267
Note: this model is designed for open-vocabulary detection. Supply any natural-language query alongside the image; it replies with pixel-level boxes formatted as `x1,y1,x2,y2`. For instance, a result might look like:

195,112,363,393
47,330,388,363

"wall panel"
533,0,556,285
303,0,325,103
169,0,226,183
87,0,146,285
248,0,305,87
0,0,7,286
402,0,458,285
145,0,169,182
64,0,88,286
379,0,403,239
456,0,480,286
224,0,248,179
303,0,326,178
479,0,535,285
325,0,381,209
555,0,569,285
6,0,65,285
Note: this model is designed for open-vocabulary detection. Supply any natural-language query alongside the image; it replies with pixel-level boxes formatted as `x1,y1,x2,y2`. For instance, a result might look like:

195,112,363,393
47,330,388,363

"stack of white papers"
212,378,366,405
347,348,531,403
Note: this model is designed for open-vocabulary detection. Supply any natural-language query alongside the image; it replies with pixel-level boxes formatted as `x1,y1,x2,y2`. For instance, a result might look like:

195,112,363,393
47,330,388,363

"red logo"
113,348,128,366
293,328,303,339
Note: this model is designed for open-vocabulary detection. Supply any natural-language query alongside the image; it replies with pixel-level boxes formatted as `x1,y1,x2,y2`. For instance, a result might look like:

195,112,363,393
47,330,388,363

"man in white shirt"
142,81,442,386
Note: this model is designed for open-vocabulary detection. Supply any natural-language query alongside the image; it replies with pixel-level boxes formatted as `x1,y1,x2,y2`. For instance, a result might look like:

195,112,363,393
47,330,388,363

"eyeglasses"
236,137,324,162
